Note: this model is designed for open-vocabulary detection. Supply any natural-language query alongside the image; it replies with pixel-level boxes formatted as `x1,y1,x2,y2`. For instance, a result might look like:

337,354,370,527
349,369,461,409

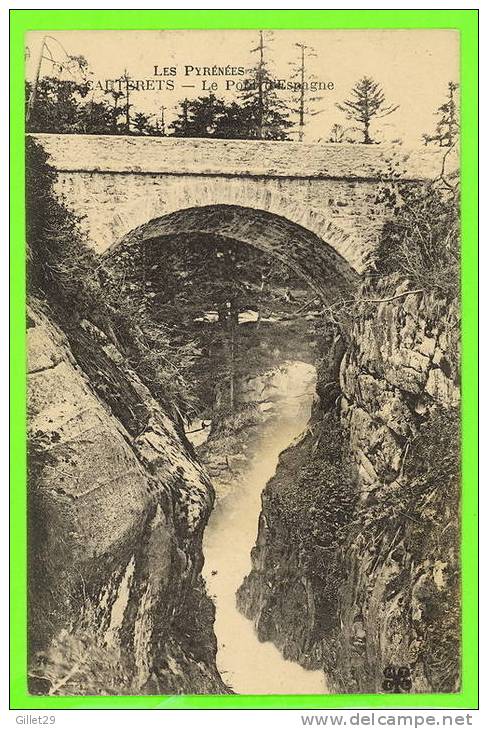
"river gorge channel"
190,362,326,694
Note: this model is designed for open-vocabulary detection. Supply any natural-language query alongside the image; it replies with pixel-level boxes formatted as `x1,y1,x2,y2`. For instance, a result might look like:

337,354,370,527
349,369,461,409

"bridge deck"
30,133,457,181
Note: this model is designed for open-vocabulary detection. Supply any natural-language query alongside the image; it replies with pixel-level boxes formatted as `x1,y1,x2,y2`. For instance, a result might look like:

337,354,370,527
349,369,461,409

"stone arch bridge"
33,134,454,299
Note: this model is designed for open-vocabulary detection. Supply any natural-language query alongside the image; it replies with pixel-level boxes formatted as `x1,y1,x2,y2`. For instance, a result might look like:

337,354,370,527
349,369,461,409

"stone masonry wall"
52,172,386,275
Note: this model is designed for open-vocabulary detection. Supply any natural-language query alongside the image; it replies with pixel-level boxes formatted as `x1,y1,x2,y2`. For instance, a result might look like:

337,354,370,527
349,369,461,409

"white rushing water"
201,362,326,694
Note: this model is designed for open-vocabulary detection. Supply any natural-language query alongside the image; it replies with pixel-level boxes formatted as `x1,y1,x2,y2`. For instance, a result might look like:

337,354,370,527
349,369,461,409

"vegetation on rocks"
273,413,355,552
374,175,459,299
269,412,357,625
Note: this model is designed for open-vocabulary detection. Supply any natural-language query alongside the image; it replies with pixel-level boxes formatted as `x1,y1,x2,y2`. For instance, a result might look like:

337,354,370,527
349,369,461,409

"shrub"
26,138,103,318
373,176,460,300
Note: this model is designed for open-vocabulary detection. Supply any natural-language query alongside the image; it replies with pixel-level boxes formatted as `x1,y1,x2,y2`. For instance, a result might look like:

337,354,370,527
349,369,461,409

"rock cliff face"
238,280,460,693
28,300,228,695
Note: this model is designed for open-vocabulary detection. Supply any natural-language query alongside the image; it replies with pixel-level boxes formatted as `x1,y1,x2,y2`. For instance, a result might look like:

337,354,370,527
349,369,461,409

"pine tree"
424,81,459,147
80,98,114,135
104,89,125,133
213,102,255,140
289,43,323,142
120,70,133,134
133,111,153,135
336,76,398,144
240,31,292,140
169,98,190,136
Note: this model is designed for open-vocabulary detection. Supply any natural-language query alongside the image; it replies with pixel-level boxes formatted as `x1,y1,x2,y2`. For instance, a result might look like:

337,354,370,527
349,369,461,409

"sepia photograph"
24,27,462,697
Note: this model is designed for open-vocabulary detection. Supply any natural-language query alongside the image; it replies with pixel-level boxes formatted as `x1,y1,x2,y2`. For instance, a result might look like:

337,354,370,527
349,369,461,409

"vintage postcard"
10,11,478,710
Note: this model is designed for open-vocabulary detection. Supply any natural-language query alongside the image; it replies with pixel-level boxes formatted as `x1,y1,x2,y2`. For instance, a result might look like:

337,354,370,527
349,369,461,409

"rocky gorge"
237,278,460,693
28,272,460,695
26,136,460,696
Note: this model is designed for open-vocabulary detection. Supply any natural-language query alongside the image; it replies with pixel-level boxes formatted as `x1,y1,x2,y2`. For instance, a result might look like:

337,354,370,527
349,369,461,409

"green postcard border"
9,9,478,711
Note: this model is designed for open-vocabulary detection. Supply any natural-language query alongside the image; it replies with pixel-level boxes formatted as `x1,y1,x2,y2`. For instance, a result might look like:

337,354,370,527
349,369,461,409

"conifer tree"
104,89,125,133
423,81,459,147
289,43,323,142
169,95,227,137
337,76,398,144
240,31,292,140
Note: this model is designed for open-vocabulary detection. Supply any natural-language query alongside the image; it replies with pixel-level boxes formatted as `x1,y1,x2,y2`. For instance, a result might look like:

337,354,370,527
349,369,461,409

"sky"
25,29,459,145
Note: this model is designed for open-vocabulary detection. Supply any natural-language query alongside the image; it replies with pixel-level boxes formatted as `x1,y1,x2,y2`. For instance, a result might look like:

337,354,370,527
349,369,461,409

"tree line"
25,32,459,146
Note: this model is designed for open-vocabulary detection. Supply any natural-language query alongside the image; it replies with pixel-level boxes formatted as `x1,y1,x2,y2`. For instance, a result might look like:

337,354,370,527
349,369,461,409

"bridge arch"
104,203,360,300
99,177,367,278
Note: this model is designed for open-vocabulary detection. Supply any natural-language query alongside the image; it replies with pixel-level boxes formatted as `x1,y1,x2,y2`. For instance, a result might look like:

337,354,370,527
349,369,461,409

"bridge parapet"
31,133,457,180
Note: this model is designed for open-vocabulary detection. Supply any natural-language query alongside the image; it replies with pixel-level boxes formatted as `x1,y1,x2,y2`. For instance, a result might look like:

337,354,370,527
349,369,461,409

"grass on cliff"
403,408,460,691
316,176,460,343
373,174,460,300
